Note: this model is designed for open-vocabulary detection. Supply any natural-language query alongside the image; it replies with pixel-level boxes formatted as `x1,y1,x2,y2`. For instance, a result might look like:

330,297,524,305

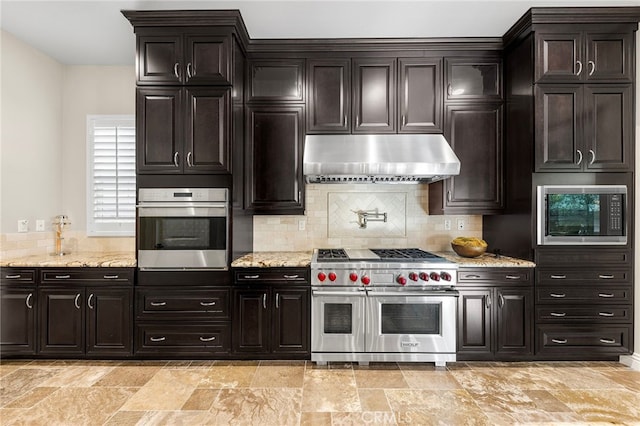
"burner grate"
370,248,441,260
317,248,348,261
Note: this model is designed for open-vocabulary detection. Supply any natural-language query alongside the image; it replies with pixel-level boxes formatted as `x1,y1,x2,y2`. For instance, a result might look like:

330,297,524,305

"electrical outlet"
444,219,451,231
457,218,465,231
18,219,29,233
298,219,306,231
36,219,45,231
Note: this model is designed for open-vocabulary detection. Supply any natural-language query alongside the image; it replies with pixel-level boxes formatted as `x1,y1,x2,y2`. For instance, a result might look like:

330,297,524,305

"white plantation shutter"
87,116,136,236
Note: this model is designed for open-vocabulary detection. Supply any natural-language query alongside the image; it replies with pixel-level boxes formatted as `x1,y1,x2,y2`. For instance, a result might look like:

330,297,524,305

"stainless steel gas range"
310,248,459,366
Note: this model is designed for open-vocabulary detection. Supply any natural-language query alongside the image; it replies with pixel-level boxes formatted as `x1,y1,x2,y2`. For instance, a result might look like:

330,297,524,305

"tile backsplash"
254,183,482,251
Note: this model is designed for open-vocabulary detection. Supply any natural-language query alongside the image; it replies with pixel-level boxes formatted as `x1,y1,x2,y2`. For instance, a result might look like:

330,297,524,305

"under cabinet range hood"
303,134,460,184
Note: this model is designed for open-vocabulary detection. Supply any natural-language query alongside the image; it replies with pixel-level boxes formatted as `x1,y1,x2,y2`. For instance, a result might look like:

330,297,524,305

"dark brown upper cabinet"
535,83,632,171
398,58,443,133
306,59,351,133
353,58,397,133
136,29,231,85
535,25,634,83
137,87,231,174
248,59,305,102
445,58,502,102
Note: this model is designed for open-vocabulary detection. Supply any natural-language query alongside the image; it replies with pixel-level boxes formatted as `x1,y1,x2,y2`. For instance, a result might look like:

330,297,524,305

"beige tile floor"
1,359,639,425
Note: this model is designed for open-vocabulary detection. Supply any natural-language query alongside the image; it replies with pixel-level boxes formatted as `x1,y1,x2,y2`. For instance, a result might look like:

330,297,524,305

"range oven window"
380,303,441,335
139,217,226,250
324,304,352,334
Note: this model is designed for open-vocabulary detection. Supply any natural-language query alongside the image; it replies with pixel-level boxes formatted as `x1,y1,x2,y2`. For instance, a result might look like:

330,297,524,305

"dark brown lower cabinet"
232,286,309,357
0,287,36,355
456,268,533,360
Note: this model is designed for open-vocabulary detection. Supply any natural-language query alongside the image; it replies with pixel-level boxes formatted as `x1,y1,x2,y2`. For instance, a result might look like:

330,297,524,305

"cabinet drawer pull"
200,301,216,306
598,274,614,279
150,301,167,307
465,274,481,279
150,336,166,342
575,60,583,76
550,312,566,317
55,275,71,279
5,274,21,279
244,275,260,279
25,293,33,309
599,338,616,344
551,338,568,344
550,293,566,298
87,294,95,309
598,312,614,317
550,275,566,279
103,275,119,279
199,336,216,342
598,293,614,298
74,293,81,309
505,275,521,280
283,275,299,279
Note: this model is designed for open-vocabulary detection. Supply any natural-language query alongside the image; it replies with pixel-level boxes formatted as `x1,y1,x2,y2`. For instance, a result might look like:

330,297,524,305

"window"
86,115,136,236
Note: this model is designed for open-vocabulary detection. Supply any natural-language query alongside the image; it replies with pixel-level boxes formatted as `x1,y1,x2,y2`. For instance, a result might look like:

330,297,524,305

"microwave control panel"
608,194,623,233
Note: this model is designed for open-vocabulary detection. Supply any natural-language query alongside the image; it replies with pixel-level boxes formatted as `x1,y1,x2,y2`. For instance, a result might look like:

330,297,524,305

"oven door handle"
312,290,366,297
366,291,458,297
137,205,228,217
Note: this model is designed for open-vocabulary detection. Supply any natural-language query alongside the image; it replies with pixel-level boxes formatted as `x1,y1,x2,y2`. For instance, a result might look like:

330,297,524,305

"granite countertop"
436,251,535,268
0,252,137,268
231,251,312,268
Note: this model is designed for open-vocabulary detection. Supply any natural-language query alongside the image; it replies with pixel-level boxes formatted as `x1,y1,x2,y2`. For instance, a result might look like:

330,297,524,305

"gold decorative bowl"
451,237,487,258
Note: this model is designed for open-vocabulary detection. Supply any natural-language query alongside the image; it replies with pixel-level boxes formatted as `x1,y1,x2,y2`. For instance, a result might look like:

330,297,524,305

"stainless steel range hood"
303,134,460,184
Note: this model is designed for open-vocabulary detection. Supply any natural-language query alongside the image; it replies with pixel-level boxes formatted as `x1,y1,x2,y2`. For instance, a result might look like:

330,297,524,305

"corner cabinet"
137,87,231,174
456,268,533,360
232,268,310,358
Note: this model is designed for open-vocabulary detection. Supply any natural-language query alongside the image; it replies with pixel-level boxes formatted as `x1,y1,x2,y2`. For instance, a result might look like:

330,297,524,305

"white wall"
0,30,63,233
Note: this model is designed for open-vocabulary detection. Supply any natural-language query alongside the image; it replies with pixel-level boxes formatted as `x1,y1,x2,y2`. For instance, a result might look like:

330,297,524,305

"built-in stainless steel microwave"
537,185,627,245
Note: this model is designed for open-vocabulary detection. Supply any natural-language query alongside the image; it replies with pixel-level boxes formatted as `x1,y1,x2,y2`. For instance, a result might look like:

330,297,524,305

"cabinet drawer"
41,269,134,284
536,248,631,266
1,268,36,285
536,325,631,355
136,324,230,353
536,269,630,286
457,269,531,285
235,268,309,283
136,289,229,319
536,287,631,304
536,306,631,323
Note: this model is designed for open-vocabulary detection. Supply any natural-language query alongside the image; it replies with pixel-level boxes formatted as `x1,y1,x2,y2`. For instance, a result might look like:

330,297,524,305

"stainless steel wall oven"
137,188,229,270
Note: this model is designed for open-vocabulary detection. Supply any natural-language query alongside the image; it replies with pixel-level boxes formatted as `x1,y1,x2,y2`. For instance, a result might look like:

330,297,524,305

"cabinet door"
445,58,501,101
585,32,634,82
534,84,583,171
495,288,532,356
137,34,183,84
457,289,492,355
232,289,269,353
86,288,132,356
136,87,183,173
38,288,84,355
184,35,230,84
583,84,632,171
249,60,304,102
307,59,351,133
535,32,583,83
353,58,396,133
443,103,503,213
272,288,309,354
0,287,36,355
398,58,442,133
246,105,304,213
184,87,231,173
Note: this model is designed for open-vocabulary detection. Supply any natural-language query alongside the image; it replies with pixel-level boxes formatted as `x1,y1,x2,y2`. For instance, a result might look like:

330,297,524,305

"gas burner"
317,248,348,261
370,248,441,261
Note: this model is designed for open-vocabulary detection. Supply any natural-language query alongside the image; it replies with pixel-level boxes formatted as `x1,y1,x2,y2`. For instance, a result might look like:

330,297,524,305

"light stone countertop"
436,251,536,268
231,251,313,268
0,252,137,268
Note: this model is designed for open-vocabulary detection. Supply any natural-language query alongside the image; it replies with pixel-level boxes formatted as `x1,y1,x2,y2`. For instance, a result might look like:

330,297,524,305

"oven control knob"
419,272,429,281
430,272,440,281
317,272,327,282
349,272,358,282
361,276,371,285
440,272,452,281
328,272,337,282
409,272,418,281
397,275,407,286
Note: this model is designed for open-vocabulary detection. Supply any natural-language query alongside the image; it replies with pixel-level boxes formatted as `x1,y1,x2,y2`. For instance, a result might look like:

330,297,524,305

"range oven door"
137,203,228,270
311,287,366,353
365,289,458,354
